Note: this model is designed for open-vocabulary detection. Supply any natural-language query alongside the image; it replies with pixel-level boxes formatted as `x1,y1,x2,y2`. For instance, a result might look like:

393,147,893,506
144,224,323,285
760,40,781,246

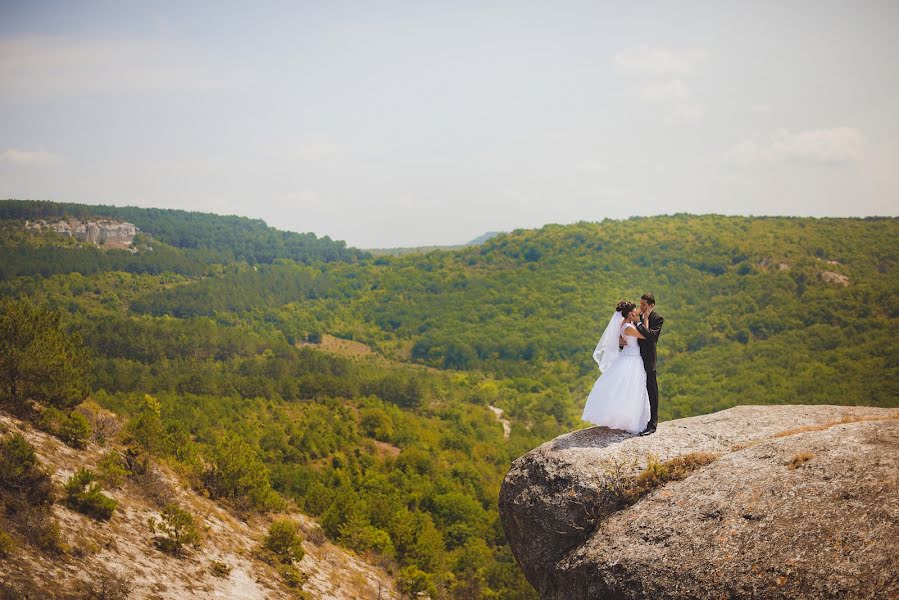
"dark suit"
635,311,664,427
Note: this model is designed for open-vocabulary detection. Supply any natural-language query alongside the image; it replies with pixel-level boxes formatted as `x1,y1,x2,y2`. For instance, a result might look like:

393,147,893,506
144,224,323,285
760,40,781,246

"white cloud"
639,79,704,119
749,104,770,113
615,47,708,120
0,35,222,100
727,127,865,165
0,148,59,166
615,46,707,75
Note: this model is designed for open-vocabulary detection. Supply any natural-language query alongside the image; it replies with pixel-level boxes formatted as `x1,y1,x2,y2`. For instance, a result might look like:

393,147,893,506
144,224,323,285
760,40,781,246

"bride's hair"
616,300,637,317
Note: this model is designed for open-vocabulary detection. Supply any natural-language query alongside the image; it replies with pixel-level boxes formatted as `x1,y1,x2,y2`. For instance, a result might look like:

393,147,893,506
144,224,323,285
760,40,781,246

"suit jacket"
636,311,664,372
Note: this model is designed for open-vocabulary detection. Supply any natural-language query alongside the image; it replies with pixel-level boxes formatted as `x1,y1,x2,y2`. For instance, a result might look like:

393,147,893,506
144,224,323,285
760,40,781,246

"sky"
1,1,897,248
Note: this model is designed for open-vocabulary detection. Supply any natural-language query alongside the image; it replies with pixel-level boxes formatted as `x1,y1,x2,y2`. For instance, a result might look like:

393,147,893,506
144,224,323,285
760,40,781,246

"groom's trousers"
646,370,659,426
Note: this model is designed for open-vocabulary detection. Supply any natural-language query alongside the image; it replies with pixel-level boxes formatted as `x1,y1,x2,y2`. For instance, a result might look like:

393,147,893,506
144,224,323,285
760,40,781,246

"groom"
636,293,664,436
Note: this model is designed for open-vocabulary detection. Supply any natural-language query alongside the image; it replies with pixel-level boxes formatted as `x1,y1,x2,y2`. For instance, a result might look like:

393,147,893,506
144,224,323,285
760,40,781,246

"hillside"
0,408,400,599
0,199,368,272
1,203,897,599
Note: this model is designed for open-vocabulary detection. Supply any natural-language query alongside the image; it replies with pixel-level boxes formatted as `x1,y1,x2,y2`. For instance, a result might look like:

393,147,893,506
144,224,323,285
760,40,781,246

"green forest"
1,199,897,599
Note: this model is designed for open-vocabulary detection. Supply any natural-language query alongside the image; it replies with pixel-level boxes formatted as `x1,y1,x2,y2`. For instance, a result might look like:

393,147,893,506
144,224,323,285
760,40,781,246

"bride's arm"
623,323,645,339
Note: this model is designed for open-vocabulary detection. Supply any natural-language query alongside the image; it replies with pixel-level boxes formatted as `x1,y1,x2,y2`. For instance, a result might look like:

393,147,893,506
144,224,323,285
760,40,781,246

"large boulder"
499,405,898,599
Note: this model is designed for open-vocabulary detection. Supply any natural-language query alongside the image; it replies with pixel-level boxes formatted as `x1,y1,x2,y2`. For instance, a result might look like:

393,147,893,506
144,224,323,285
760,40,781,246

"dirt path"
489,405,511,440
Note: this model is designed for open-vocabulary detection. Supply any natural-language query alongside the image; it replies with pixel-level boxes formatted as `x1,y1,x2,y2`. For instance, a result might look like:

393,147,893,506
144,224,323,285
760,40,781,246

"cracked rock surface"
499,405,899,599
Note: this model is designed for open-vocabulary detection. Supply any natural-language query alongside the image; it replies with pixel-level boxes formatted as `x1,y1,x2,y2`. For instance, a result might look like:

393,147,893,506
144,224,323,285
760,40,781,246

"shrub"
0,433,54,506
275,561,309,589
148,504,201,555
0,433,62,553
63,468,117,520
360,407,394,441
0,530,13,558
789,452,814,469
124,447,174,507
263,518,305,564
73,400,121,445
97,451,128,488
19,505,64,552
37,407,92,449
210,560,232,578
72,568,132,600
624,452,718,504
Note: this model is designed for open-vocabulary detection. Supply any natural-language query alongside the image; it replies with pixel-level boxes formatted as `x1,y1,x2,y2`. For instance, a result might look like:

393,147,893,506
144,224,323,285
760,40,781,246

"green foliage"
274,561,309,589
0,298,90,410
63,468,117,520
0,529,13,558
129,263,333,318
397,565,438,598
263,518,305,564
0,433,54,507
359,406,394,441
148,503,201,555
210,560,232,577
0,433,61,554
36,407,92,448
201,432,284,512
123,394,165,453
97,451,128,488
337,511,395,557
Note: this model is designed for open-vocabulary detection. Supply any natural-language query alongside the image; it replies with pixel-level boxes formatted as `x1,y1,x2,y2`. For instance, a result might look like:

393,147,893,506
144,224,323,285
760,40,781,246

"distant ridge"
0,199,367,265
365,230,503,256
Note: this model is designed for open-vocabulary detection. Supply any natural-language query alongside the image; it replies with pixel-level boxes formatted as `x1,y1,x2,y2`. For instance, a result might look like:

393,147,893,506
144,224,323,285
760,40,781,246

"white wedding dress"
581,322,651,434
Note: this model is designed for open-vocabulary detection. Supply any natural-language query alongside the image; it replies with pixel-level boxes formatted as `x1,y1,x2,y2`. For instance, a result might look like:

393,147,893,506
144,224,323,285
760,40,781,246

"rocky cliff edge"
499,405,898,599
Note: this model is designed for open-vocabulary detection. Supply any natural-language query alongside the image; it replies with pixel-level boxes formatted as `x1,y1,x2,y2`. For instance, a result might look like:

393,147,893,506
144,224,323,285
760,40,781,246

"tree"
123,394,165,453
0,298,90,411
201,431,283,512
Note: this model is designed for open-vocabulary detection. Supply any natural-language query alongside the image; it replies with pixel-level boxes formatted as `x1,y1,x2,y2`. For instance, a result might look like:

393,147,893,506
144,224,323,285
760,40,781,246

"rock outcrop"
27,218,138,248
499,405,899,599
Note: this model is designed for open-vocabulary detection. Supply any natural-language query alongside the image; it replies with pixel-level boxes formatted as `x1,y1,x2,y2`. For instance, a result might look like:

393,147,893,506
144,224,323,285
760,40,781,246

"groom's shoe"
638,424,656,436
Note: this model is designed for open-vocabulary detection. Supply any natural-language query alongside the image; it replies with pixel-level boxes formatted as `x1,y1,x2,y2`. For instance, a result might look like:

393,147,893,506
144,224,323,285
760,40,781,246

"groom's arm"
636,314,663,343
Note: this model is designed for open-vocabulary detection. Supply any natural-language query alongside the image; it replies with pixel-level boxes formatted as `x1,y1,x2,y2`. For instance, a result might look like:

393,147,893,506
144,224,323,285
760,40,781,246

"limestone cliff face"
27,218,138,247
499,405,899,600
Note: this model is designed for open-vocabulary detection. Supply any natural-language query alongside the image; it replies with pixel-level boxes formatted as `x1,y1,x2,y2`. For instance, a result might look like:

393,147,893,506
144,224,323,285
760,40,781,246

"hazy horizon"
2,1,897,247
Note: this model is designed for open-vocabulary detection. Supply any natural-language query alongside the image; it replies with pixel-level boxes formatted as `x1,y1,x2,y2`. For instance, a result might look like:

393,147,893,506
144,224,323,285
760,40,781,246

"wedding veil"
592,311,624,372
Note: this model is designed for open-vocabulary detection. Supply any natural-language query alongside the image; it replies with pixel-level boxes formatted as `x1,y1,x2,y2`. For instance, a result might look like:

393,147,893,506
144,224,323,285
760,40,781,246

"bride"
581,300,651,434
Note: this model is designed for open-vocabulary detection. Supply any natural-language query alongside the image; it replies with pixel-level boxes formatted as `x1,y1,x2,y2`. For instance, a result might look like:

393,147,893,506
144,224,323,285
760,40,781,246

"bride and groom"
581,293,663,436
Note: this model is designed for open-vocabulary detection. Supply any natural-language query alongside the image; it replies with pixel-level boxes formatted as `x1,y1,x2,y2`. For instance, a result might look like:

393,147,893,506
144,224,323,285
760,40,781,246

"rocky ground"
499,405,899,600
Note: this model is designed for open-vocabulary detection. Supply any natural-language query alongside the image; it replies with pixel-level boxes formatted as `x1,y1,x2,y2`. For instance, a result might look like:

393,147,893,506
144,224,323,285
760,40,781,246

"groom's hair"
641,293,656,305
